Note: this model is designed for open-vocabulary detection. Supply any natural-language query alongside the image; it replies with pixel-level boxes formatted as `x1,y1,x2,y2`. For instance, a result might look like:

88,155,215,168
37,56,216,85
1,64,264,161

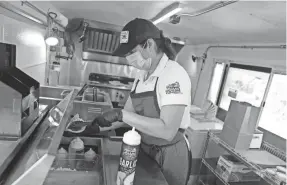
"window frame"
207,62,272,122
206,61,227,105
215,62,230,122
206,60,286,150
257,71,287,136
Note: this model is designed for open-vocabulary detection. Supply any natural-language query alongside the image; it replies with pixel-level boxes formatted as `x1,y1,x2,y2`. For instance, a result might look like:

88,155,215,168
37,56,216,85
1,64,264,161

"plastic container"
116,127,141,185
56,147,68,167
68,137,85,169
83,148,97,170
85,148,96,161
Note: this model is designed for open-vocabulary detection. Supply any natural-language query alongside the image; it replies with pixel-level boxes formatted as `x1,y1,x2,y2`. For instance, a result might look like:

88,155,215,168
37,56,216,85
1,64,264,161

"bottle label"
117,143,139,185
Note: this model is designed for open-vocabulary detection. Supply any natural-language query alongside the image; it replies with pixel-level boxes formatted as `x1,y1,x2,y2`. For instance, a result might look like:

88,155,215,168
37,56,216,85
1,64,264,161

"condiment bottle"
68,137,84,169
57,147,68,168
85,148,96,161
84,148,97,170
116,127,141,185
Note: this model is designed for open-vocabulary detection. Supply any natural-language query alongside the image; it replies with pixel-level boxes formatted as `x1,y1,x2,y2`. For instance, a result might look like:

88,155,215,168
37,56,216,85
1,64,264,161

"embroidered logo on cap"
120,31,129,43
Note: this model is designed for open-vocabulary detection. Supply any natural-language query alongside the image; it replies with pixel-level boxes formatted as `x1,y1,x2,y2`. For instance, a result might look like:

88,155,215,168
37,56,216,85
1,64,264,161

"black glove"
64,123,100,137
92,108,123,127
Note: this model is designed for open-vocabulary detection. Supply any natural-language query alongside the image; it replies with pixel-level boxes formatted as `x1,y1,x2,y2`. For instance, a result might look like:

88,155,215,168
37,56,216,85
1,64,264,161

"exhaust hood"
82,26,185,65
83,27,120,55
82,27,129,65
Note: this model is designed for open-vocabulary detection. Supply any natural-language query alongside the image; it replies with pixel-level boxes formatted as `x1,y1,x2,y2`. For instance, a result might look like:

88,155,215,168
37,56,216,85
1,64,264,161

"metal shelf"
208,132,284,185
197,131,284,185
209,132,281,185
201,158,230,185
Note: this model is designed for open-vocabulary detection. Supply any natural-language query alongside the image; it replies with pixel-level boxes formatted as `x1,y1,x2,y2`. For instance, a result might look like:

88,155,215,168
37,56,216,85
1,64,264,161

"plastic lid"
85,148,96,159
123,127,141,146
70,137,84,150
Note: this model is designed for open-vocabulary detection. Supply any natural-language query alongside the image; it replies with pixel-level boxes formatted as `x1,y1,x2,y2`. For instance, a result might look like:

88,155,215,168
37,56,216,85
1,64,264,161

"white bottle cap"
71,137,84,150
123,127,141,146
58,147,67,155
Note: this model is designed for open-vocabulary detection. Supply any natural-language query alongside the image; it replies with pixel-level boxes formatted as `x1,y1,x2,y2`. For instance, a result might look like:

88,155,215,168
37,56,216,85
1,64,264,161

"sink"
82,93,105,102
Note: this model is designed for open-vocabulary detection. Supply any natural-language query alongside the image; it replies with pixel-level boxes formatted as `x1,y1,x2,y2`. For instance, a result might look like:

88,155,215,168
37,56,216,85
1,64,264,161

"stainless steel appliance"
0,42,40,138
88,73,134,108
1,89,168,185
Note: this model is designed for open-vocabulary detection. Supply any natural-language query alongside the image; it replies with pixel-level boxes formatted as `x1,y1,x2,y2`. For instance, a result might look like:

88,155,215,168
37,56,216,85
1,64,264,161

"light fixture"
45,27,59,46
45,12,59,46
151,2,183,25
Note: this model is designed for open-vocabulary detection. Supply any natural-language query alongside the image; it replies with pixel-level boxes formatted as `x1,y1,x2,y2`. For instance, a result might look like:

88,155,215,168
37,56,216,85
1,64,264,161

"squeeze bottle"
84,148,97,169
68,137,85,169
84,148,96,161
57,147,68,167
116,127,141,185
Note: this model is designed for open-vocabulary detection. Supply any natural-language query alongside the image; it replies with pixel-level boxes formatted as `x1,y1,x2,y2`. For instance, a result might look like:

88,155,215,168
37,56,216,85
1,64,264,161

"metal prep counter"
39,85,114,122
1,89,168,185
39,84,130,136
0,104,49,184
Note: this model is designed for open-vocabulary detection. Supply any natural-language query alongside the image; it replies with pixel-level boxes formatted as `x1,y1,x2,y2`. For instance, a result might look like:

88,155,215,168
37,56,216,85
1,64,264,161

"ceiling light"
45,12,59,46
151,2,183,25
45,27,59,46
45,36,58,46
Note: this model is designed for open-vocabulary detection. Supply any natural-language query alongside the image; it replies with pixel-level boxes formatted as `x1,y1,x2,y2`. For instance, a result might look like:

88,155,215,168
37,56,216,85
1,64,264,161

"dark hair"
140,30,177,60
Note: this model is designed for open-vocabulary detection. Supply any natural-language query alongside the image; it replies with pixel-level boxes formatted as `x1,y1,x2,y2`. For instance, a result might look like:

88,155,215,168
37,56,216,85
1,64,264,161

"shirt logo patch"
120,31,129,43
166,82,182,94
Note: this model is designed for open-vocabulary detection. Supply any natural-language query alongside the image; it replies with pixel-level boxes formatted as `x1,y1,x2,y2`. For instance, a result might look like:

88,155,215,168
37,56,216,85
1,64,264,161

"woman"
93,18,192,185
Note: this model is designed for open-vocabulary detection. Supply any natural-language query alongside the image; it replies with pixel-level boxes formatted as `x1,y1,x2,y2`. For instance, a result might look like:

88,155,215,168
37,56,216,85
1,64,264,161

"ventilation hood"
82,26,185,65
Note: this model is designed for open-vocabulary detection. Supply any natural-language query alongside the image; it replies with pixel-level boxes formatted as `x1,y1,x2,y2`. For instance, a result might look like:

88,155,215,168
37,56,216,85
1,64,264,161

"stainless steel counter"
0,106,49,182
1,88,168,185
43,136,169,185
1,90,78,185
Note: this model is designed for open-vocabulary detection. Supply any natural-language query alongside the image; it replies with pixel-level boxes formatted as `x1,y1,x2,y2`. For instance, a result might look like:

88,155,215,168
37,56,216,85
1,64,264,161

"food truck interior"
0,1,286,185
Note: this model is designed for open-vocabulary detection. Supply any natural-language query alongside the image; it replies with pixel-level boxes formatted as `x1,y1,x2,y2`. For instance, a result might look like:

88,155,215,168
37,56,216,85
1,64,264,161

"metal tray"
43,137,106,185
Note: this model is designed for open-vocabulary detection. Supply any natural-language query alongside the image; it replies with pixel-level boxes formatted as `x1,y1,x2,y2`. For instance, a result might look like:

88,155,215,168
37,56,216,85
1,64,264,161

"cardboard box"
215,155,261,182
220,100,261,150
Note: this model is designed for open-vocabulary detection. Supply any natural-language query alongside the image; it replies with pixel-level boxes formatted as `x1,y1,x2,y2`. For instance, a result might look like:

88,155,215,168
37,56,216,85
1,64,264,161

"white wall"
178,43,286,107
0,14,47,85
176,45,203,102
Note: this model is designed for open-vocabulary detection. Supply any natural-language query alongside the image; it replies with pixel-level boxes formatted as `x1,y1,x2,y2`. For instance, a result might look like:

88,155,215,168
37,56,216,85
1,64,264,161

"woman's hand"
92,108,123,127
